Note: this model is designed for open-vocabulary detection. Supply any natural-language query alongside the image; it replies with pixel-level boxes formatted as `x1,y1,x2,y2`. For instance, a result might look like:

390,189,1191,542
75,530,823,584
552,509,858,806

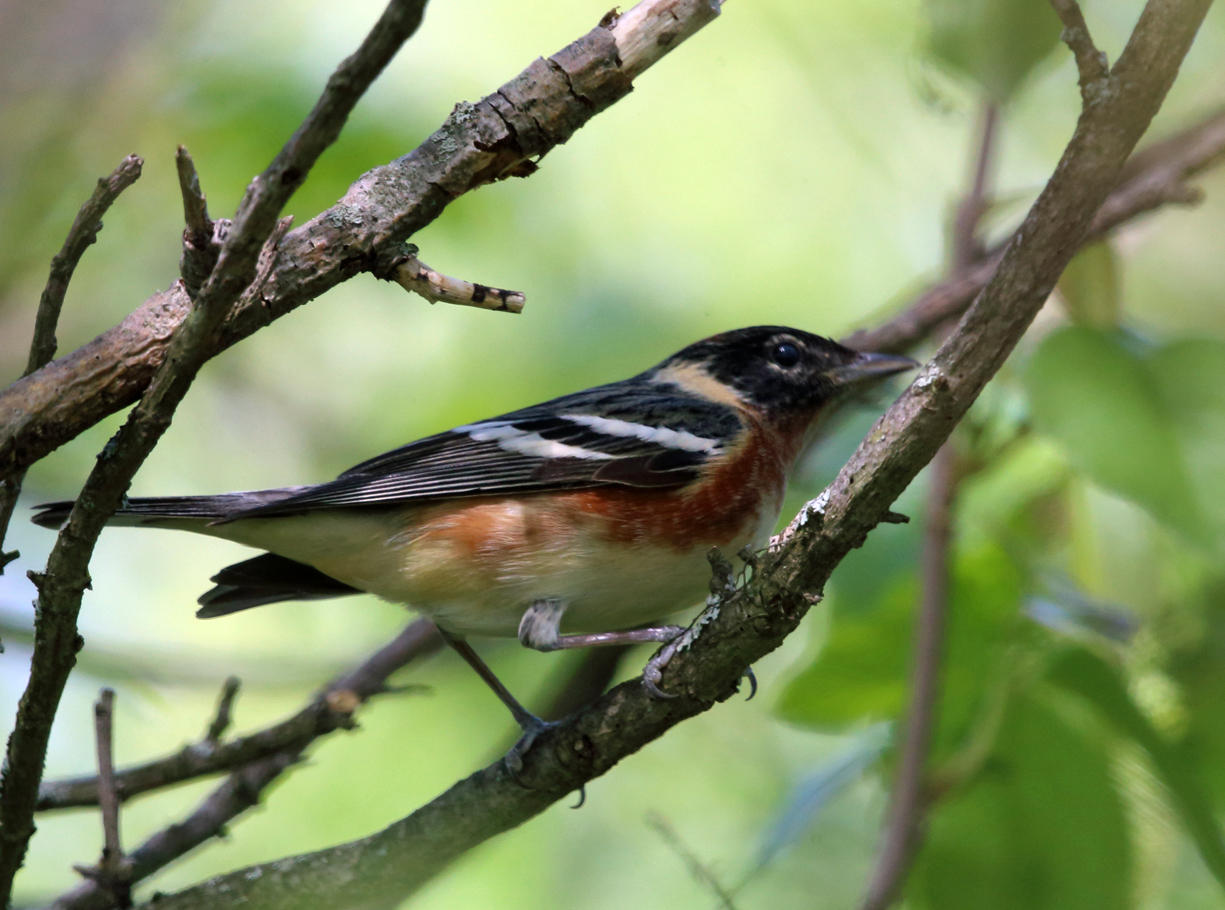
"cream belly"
193,489,782,639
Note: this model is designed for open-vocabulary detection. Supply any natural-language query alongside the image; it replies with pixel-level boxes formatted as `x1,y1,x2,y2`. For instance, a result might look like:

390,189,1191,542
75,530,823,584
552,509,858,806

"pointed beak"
826,350,919,387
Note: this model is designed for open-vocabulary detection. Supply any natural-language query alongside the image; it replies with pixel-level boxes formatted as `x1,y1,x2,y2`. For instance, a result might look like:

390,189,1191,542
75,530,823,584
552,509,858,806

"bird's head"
649,326,916,427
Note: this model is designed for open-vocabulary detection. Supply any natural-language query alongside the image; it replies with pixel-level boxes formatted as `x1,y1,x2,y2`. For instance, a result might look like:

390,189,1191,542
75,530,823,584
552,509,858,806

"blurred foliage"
924,0,1062,102
2,0,1225,908
1059,241,1122,329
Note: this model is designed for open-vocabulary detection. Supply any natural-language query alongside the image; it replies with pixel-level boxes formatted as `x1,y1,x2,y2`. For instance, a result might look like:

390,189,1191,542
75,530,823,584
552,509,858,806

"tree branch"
1050,0,1110,102
50,620,442,910
174,146,221,298
70,689,133,908
37,623,439,812
844,105,1225,355
135,3,1214,906
0,2,429,901
386,244,526,313
0,0,722,481
0,154,143,572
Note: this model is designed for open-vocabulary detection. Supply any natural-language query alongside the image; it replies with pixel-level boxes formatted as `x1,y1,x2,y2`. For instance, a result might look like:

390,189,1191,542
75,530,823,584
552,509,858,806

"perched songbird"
34,326,914,739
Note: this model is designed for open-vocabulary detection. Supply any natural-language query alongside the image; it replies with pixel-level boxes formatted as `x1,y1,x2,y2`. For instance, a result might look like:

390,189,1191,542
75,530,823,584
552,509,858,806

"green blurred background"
3,0,1225,907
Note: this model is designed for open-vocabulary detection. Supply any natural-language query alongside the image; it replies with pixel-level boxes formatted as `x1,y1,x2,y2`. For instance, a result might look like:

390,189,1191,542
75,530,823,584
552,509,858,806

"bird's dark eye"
770,340,801,369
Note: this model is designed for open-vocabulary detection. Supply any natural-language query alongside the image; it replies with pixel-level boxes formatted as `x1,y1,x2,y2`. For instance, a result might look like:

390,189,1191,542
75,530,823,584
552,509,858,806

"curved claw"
504,716,561,778
570,785,587,809
642,639,682,700
743,666,758,701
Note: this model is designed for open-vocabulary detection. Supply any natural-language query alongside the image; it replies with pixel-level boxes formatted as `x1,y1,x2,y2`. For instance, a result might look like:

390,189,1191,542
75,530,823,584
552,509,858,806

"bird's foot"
503,713,560,776
642,634,757,701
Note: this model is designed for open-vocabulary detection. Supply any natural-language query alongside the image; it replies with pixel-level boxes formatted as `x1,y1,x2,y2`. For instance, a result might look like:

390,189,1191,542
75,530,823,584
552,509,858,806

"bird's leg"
436,627,557,772
518,599,685,653
517,600,688,698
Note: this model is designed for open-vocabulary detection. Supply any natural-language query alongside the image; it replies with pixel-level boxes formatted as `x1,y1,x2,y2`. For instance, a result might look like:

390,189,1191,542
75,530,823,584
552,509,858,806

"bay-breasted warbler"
35,326,914,737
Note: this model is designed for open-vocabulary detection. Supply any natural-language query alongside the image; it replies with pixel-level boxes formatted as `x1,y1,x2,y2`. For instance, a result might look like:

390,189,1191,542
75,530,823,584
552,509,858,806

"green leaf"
924,0,1062,102
777,544,1020,755
1046,646,1225,894
1058,242,1121,329
1147,338,1225,542
915,687,1131,909
1024,327,1214,546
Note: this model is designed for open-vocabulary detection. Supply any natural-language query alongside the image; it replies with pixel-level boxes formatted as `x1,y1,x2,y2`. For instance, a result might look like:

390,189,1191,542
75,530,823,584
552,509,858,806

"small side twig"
175,146,212,240
27,154,145,376
951,104,998,269
175,146,218,297
646,811,738,910
71,689,132,908
1050,0,1110,102
384,244,525,313
203,677,241,744
0,153,144,572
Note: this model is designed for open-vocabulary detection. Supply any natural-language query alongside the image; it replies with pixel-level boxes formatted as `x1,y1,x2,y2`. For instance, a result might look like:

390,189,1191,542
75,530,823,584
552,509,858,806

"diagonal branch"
135,2,1215,907
0,2,429,901
0,0,723,481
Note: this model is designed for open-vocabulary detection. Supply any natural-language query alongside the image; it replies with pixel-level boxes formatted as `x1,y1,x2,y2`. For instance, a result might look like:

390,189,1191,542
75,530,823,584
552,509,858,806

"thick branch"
0,0,722,479
138,5,1214,906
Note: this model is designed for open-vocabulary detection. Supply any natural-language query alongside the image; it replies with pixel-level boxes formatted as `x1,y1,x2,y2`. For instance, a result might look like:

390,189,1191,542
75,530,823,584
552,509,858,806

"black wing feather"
229,381,742,520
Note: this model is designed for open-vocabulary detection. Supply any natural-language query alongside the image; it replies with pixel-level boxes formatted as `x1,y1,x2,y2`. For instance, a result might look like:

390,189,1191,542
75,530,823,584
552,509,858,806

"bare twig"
94,690,123,868
646,811,738,910
0,154,144,571
71,689,132,908
203,677,241,744
175,146,211,240
27,155,145,376
174,146,217,297
951,105,999,269
51,619,442,910
134,2,1213,905
0,2,429,901
1050,0,1110,101
387,244,525,313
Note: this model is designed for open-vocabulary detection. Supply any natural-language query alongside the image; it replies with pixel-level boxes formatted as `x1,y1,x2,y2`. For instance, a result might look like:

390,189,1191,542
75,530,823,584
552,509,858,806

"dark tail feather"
32,489,308,529
197,552,361,618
